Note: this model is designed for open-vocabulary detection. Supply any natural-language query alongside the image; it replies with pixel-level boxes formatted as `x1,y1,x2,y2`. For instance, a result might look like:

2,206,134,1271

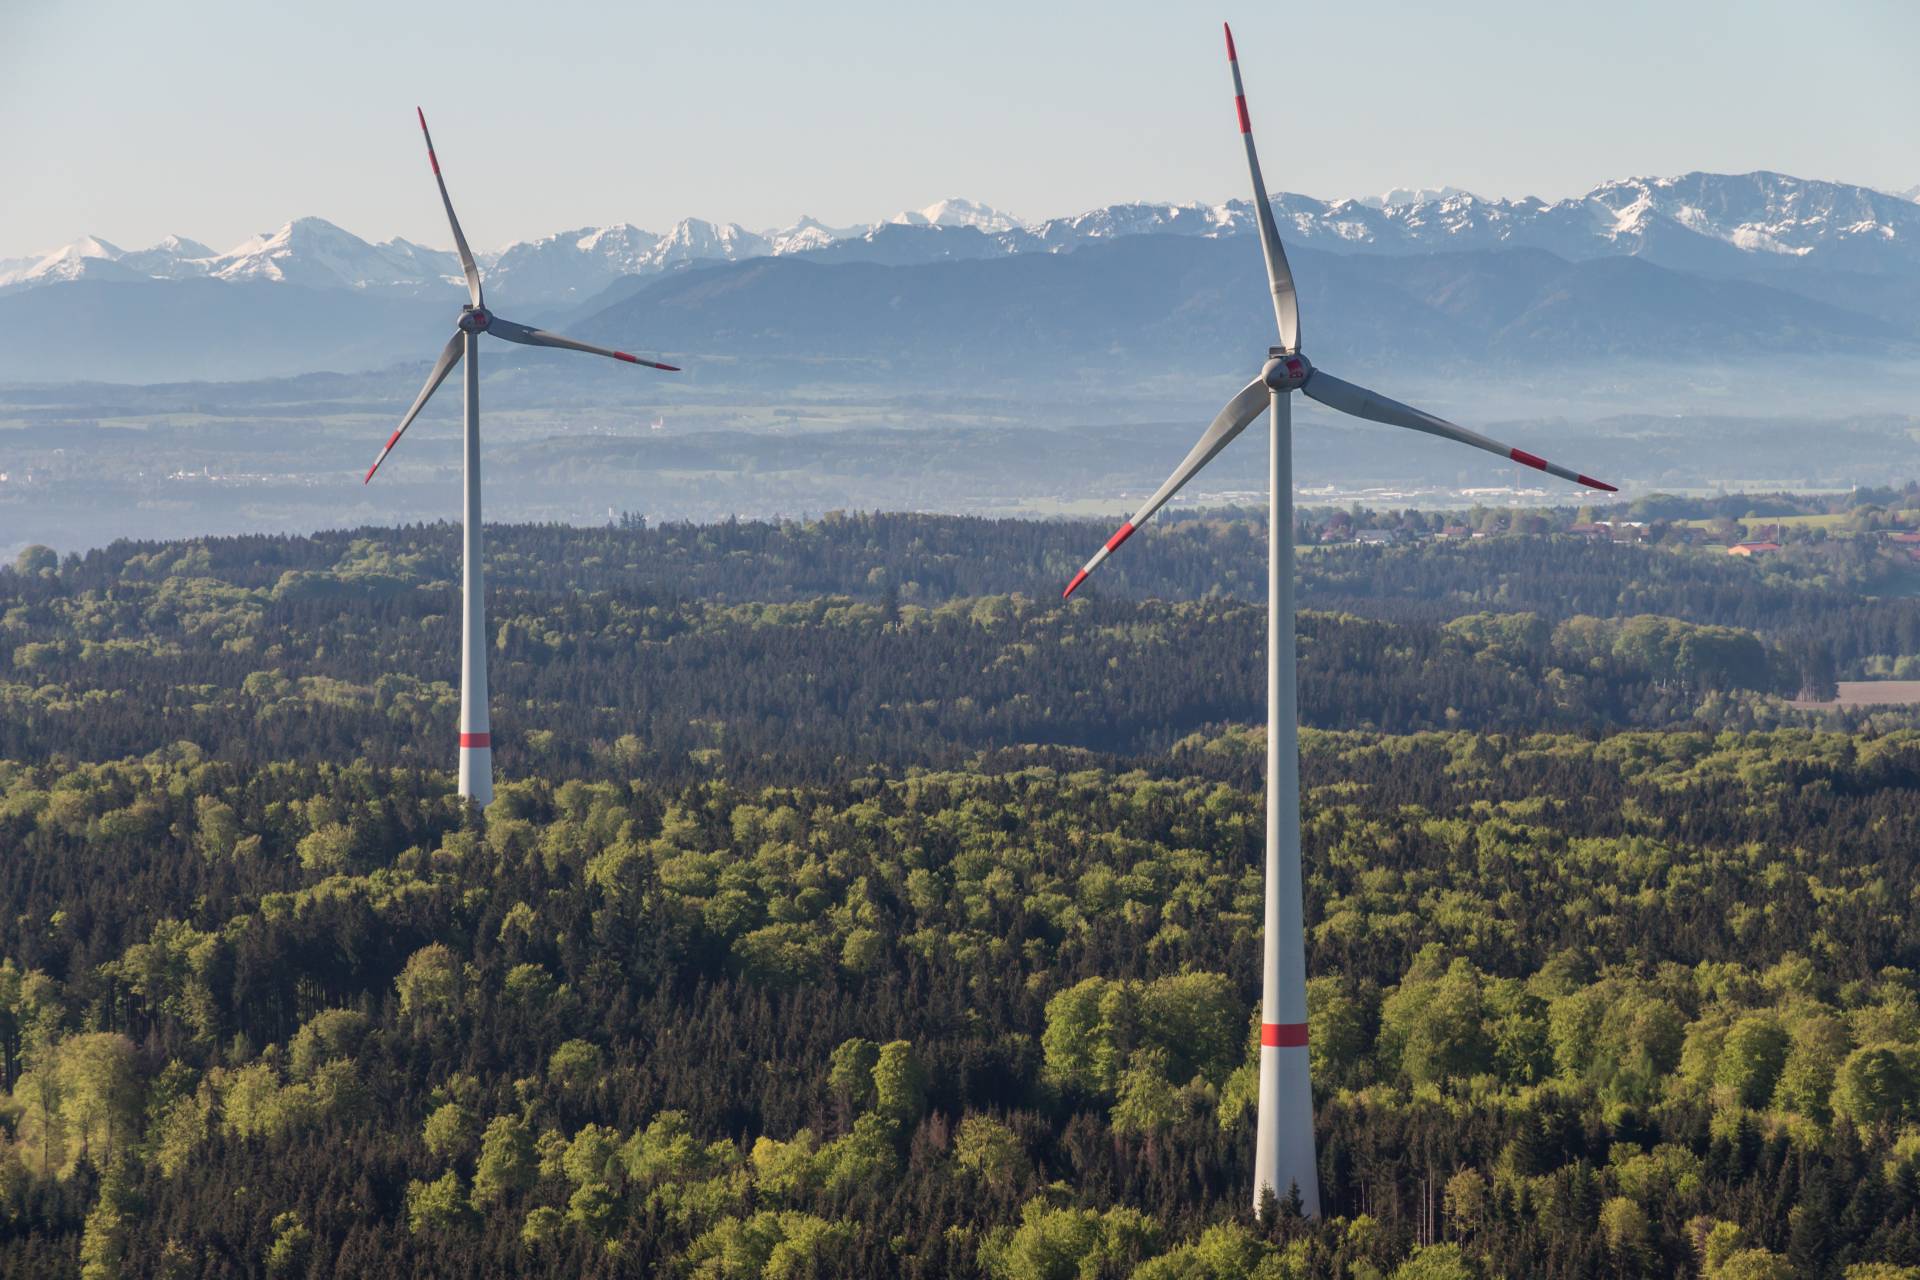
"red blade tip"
1063,569,1089,599
416,107,427,129
1578,475,1618,492
1224,23,1237,60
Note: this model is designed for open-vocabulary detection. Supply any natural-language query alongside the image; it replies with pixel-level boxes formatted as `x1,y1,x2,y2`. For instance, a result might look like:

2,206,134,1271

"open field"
1681,510,1920,535
1791,679,1920,709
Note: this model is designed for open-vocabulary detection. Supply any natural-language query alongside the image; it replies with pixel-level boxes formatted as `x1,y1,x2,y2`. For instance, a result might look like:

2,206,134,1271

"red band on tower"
459,732,490,749
1261,1022,1308,1048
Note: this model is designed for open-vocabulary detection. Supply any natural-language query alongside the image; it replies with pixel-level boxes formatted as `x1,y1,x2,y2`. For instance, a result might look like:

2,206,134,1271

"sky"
3,0,1917,257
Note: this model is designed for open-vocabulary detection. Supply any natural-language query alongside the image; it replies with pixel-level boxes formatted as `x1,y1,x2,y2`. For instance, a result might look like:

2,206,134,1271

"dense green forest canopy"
3,509,1920,1277
4,511,1917,779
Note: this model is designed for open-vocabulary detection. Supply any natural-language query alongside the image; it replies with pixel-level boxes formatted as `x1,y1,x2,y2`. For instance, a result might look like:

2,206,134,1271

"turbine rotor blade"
1225,24,1300,353
487,316,679,371
1301,369,1616,492
1064,377,1270,598
417,108,483,307
365,331,464,483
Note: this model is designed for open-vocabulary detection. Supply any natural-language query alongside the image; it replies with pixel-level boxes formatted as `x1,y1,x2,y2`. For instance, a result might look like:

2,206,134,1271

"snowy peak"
642,218,770,268
1357,185,1474,209
889,198,1025,233
765,216,846,255
212,217,439,290
118,236,217,278
0,234,231,288
0,235,134,287
483,223,660,303
50,234,124,263
1584,171,1920,261
14,171,1920,302
1029,200,1246,248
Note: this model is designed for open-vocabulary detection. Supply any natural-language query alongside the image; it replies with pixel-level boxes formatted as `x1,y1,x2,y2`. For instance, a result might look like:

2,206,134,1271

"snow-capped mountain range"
7,175,1920,308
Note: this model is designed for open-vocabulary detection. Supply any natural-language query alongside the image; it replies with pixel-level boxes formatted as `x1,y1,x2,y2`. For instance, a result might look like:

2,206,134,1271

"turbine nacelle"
1061,24,1617,606
361,108,679,490
1262,350,1311,392
1068,23,1624,1224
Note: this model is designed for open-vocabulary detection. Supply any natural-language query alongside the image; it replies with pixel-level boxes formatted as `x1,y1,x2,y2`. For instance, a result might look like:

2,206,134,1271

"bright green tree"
1832,1045,1914,1128
473,1115,536,1205
405,1170,476,1234
395,945,463,1020
422,1102,477,1160
953,1115,1028,1191
1715,1015,1790,1109
872,1040,927,1127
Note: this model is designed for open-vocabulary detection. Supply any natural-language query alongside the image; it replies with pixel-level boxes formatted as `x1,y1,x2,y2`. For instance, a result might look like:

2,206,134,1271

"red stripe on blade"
1261,1022,1308,1048
1062,569,1089,600
1236,97,1251,134
1509,448,1548,472
1104,521,1136,552
1577,474,1618,492
459,732,490,749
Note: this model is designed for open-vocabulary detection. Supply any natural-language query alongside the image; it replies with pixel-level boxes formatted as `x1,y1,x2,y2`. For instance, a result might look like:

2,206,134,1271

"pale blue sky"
4,0,1915,255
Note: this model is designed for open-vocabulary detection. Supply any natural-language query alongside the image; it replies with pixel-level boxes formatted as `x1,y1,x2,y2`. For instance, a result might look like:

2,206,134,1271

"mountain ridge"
9,171,1919,308
5,229,1903,387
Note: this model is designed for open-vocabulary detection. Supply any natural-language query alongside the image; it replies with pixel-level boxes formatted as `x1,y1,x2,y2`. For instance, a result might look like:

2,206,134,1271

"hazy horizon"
4,0,1915,254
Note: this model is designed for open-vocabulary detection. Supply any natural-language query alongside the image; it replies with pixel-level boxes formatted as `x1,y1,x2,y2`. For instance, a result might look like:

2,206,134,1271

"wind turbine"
1062,26,1616,1217
364,109,678,808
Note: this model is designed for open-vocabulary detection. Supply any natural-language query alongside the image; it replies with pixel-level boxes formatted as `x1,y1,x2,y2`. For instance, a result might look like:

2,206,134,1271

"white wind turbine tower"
1062,25,1617,1217
365,109,679,808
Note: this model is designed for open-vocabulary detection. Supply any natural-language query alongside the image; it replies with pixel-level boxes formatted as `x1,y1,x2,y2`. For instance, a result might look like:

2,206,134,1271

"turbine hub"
458,306,491,334
1261,349,1310,391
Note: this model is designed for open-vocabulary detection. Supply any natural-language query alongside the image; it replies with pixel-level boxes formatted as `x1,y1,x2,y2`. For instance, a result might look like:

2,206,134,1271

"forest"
3,508,1920,1277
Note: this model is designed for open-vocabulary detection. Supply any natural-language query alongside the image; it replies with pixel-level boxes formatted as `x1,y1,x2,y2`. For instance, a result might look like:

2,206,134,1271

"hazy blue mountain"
562,235,1907,388
0,279,448,382
0,230,1905,386
5,171,1918,385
